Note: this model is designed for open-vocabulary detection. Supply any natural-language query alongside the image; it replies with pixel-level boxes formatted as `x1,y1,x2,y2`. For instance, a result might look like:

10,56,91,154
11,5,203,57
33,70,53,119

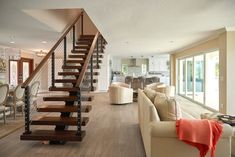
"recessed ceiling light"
10,41,15,44
41,41,47,44
170,41,174,43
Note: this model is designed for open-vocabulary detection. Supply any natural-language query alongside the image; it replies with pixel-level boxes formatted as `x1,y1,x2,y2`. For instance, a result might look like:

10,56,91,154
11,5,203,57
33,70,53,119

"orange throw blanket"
176,119,223,157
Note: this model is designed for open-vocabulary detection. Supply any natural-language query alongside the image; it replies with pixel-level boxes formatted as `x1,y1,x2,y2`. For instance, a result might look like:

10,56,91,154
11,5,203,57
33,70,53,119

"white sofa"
109,82,133,104
138,89,233,157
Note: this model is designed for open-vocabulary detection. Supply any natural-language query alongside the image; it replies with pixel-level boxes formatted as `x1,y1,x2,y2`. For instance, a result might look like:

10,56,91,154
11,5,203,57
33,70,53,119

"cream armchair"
109,82,133,104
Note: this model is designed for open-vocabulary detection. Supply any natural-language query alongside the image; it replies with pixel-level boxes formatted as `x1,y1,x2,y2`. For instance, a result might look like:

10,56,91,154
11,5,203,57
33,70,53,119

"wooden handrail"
22,12,83,88
76,32,100,87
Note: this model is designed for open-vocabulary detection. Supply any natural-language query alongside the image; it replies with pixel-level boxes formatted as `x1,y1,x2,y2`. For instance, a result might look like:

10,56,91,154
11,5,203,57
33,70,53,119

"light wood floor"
0,92,146,157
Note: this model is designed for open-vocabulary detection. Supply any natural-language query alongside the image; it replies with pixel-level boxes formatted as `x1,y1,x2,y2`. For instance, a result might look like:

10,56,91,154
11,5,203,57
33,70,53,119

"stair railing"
75,32,100,135
21,11,83,135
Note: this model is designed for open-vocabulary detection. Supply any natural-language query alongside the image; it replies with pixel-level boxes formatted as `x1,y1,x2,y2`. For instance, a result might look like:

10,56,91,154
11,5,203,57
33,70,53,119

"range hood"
128,58,140,67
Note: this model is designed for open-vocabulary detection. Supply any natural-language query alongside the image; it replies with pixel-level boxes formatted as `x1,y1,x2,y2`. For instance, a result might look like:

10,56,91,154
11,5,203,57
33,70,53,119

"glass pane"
10,61,18,86
23,62,29,82
179,59,186,95
121,64,128,75
205,51,219,110
142,64,147,75
194,55,204,103
186,58,193,98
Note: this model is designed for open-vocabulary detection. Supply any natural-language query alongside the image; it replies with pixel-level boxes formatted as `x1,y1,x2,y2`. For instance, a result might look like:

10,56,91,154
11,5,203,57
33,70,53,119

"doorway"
9,58,34,86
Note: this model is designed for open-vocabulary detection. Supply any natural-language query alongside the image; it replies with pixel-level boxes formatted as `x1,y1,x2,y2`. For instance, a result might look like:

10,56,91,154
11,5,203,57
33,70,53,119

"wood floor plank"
0,92,146,157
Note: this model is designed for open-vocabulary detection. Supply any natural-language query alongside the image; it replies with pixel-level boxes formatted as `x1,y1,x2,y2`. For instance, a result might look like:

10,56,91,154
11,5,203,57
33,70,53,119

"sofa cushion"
154,93,182,121
144,88,158,102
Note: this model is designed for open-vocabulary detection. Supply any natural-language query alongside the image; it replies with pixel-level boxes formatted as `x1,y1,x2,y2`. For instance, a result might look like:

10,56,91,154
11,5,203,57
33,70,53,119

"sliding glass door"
205,51,219,110
194,55,204,104
179,60,186,95
186,58,193,98
178,50,219,111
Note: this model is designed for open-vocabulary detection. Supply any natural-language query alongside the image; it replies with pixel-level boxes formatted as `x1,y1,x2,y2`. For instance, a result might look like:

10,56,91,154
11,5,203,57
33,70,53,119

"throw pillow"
154,94,182,121
143,88,157,102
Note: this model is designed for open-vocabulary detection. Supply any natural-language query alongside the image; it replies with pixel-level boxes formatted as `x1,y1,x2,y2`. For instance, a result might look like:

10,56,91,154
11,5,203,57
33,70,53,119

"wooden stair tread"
20,130,85,141
43,95,94,101
58,71,99,76
71,50,88,54
74,45,90,49
54,79,97,84
62,65,100,70
43,96,77,101
62,65,82,69
66,60,84,64
72,50,103,54
66,59,101,64
58,72,80,76
54,79,77,83
76,41,92,45
37,104,92,113
49,87,79,92
68,54,87,58
31,116,89,126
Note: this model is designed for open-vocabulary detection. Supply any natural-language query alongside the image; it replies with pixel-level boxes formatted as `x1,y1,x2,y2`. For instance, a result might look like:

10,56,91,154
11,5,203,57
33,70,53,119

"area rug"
0,115,24,139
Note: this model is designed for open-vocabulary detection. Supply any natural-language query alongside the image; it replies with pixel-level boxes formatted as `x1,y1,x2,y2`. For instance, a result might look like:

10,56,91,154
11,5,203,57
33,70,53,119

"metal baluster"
23,86,31,134
64,36,67,66
76,88,81,135
101,36,103,53
96,38,99,68
90,55,94,91
72,26,75,50
81,13,84,35
51,51,55,87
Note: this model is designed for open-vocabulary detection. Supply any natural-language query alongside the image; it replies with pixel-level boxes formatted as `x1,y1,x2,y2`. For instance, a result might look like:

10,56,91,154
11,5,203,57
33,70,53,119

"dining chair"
144,77,153,86
151,76,160,83
125,76,133,85
0,84,10,124
131,78,143,91
6,84,25,119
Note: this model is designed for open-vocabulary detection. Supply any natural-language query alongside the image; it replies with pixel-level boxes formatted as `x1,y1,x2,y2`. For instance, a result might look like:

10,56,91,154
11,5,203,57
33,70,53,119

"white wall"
148,55,169,72
97,53,110,91
111,57,121,72
226,31,235,114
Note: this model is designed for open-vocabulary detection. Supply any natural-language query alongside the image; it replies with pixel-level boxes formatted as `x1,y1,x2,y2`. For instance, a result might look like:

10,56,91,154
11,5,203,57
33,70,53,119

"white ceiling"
0,0,235,56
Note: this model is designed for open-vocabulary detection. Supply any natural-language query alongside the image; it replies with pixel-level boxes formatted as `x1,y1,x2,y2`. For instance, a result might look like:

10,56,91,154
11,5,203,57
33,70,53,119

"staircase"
20,11,107,143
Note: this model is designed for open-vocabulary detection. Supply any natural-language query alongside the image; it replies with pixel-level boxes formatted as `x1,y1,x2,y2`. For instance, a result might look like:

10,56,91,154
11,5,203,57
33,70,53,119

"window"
177,50,219,111
22,62,29,82
141,64,147,75
121,64,128,75
9,60,18,86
